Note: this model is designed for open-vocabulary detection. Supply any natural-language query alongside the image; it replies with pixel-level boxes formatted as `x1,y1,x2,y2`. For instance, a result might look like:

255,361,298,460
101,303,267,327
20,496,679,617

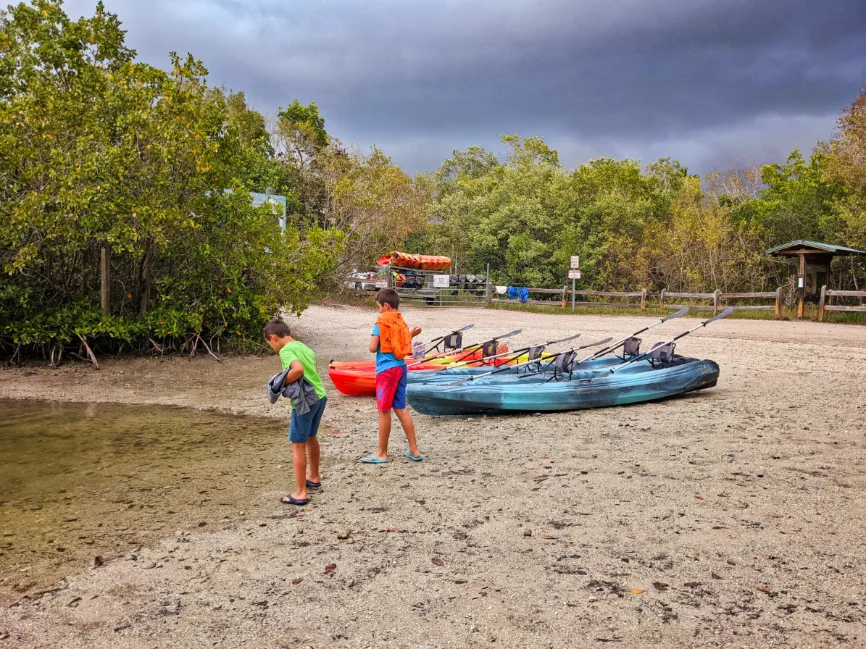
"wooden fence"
818,285,866,321
490,286,780,315
660,288,782,316
489,287,647,309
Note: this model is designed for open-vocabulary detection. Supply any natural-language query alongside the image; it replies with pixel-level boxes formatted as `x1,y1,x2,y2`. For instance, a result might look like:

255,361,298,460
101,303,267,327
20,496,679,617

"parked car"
346,270,381,291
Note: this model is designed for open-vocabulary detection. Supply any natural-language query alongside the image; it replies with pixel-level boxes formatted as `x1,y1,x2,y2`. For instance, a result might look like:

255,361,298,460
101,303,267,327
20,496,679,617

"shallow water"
0,399,287,605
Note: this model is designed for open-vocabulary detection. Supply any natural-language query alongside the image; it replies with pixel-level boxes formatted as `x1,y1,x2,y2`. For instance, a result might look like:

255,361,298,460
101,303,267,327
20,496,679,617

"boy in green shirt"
264,318,328,506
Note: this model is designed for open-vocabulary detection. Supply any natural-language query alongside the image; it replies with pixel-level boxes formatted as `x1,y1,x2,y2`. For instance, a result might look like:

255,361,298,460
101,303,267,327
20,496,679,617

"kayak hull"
328,344,510,397
328,360,442,397
406,358,720,415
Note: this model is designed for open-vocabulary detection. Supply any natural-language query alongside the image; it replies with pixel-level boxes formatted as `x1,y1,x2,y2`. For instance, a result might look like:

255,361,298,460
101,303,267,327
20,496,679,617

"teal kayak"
407,354,624,385
406,356,720,415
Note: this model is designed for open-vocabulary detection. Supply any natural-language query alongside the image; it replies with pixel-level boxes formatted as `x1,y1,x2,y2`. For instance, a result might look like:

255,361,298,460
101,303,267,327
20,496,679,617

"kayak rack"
387,265,490,308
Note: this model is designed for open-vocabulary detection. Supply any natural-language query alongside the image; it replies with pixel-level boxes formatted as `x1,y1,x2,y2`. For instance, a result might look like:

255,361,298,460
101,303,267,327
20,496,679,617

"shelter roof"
766,240,866,256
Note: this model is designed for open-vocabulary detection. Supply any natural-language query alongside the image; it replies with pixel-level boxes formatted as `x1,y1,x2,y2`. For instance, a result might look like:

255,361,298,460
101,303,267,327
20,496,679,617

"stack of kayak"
377,251,451,271
328,326,519,397
405,307,730,415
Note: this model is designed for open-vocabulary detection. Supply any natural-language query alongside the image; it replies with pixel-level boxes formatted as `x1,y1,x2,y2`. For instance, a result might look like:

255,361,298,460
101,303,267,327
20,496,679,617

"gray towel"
267,369,321,415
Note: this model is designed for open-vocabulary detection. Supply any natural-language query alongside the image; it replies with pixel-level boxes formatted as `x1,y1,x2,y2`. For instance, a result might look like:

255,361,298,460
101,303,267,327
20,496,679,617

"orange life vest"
377,311,412,360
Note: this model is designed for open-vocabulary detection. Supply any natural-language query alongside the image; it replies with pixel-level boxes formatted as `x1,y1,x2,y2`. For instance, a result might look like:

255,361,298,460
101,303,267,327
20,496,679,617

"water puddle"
0,399,288,605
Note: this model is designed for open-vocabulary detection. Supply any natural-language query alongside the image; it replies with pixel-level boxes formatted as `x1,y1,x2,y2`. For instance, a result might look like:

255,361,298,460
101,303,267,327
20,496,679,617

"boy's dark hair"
263,318,291,339
376,288,400,309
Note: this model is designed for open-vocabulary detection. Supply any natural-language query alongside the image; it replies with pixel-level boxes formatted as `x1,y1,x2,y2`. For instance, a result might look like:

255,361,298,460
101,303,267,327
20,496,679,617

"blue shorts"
376,365,407,412
289,396,327,443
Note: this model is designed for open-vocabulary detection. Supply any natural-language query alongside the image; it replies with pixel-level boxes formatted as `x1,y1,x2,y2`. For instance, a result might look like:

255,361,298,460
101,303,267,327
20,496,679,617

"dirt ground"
1,304,865,649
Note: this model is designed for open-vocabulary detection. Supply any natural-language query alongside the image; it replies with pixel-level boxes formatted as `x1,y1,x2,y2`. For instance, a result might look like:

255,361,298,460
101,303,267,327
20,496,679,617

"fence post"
659,288,666,309
774,286,782,318
561,286,566,310
640,288,647,311
483,263,490,307
818,284,826,321
713,289,721,315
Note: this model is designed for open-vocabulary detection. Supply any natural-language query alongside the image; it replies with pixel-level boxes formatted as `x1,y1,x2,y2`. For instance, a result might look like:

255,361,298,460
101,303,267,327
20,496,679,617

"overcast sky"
65,0,866,176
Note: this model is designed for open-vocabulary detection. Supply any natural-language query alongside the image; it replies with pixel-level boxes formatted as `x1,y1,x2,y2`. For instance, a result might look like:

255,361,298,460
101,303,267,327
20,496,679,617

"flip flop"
405,450,424,462
306,480,322,489
359,454,390,464
280,495,308,506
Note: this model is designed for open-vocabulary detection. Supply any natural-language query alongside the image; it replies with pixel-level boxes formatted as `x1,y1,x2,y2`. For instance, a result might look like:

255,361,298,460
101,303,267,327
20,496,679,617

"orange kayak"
384,251,452,271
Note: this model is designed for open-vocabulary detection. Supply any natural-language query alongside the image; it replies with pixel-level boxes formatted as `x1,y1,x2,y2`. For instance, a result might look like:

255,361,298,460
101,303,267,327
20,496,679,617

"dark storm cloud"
63,0,866,174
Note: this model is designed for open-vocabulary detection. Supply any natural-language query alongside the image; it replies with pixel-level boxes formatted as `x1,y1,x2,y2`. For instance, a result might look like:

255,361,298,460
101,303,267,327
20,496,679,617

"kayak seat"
547,350,576,381
444,332,463,350
481,340,499,357
650,343,676,366
622,337,641,359
527,345,544,361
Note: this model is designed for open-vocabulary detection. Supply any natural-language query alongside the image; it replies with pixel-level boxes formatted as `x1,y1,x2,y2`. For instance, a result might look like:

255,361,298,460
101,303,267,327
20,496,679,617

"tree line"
2,0,864,362
408,127,865,294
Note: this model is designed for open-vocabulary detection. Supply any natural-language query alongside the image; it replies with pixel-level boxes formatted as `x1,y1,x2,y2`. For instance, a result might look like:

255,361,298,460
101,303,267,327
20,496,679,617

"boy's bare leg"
290,442,308,501
373,410,392,460
394,408,420,457
306,437,321,483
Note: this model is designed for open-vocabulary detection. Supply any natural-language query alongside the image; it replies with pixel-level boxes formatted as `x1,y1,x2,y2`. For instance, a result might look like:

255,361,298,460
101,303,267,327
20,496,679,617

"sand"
1,304,865,648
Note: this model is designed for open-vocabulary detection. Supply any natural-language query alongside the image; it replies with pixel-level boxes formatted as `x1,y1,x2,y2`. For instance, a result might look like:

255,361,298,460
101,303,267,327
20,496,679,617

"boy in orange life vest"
360,288,423,464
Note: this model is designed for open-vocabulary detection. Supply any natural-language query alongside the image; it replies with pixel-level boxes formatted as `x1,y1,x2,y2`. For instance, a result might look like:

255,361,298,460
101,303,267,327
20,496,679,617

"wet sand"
0,401,286,607
1,304,865,648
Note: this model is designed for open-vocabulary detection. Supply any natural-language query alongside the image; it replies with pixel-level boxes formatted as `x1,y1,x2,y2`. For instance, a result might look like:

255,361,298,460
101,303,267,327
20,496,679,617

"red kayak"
328,344,510,397
327,360,442,397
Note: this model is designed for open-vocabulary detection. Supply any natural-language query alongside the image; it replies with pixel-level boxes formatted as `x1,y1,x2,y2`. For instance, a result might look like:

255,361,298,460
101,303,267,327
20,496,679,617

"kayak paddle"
579,307,689,363
599,307,734,378
434,333,582,372
448,336,612,386
406,329,522,367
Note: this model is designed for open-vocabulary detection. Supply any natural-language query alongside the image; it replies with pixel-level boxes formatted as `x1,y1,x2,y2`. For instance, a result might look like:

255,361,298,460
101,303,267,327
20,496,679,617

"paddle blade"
496,329,522,339
705,306,734,324
580,336,612,350
549,333,581,345
453,324,475,333
664,307,689,321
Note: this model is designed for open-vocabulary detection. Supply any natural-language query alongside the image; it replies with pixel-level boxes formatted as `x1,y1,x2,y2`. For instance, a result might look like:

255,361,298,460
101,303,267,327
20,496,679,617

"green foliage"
415,137,685,289
278,99,328,152
824,90,866,253
0,1,343,358
748,150,842,243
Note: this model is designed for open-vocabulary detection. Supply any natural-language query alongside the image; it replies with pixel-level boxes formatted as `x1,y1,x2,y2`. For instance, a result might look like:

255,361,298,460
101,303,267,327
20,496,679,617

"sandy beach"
1,304,865,648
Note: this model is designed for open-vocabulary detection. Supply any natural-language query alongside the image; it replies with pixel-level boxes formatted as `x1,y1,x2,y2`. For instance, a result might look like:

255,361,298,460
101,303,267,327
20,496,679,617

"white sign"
433,274,450,288
797,276,804,288
375,280,388,289
568,269,582,280
570,255,580,269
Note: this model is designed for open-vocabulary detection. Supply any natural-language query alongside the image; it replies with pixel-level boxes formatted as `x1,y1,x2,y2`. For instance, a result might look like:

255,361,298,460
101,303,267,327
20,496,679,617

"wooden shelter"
766,240,866,318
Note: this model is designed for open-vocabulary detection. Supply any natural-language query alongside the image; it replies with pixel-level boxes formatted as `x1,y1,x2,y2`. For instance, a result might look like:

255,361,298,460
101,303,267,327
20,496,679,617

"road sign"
570,256,580,269
568,269,582,280
433,274,450,288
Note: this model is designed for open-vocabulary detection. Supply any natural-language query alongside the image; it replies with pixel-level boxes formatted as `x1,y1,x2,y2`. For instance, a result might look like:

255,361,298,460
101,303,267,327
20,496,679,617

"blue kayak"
406,356,720,415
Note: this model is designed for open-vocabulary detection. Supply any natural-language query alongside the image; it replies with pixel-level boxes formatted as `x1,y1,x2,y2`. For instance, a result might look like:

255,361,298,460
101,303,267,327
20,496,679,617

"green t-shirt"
279,341,327,407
